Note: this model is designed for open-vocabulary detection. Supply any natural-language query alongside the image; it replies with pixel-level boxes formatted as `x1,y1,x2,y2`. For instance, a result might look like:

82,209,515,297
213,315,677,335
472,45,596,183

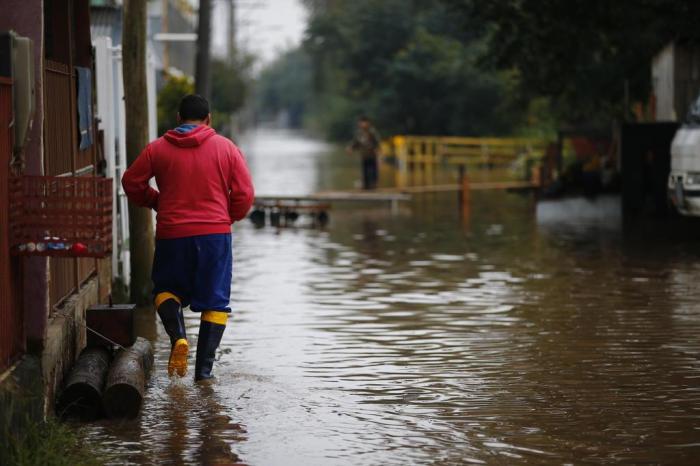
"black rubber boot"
156,297,187,345
156,294,189,377
195,311,228,381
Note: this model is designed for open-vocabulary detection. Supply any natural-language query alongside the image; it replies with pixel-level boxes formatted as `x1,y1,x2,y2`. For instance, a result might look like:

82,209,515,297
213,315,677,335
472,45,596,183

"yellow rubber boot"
168,338,189,377
155,292,189,377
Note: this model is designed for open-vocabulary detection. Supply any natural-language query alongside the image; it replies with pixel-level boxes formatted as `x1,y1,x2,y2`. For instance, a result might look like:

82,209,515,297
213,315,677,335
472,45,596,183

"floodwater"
81,129,700,465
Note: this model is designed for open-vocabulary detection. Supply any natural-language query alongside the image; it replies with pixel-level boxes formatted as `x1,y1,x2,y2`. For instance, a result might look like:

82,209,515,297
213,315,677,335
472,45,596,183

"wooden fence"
45,59,97,309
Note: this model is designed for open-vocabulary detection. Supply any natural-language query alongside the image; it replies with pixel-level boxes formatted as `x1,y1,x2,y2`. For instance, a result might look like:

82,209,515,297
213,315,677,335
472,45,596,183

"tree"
254,49,312,128
210,57,250,135
301,0,522,139
442,0,700,123
123,0,155,304
157,74,195,136
157,59,249,138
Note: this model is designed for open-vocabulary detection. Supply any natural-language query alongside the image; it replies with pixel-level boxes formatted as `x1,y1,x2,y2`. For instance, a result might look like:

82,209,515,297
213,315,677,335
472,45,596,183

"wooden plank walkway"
373,181,538,194
255,191,411,203
254,191,411,215
255,181,535,205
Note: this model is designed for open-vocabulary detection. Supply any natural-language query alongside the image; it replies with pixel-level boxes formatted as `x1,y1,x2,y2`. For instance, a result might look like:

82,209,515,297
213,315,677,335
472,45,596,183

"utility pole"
162,0,169,77
195,0,212,99
228,0,236,63
123,0,155,305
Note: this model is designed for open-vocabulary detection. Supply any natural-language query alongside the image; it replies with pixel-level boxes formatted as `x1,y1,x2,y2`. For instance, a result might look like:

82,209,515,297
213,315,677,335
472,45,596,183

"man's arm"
122,145,159,210
228,147,255,222
370,128,381,149
346,132,360,154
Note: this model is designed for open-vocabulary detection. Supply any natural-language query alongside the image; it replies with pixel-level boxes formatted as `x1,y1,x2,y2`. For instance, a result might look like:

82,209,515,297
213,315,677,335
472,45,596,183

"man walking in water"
122,94,254,381
347,116,381,189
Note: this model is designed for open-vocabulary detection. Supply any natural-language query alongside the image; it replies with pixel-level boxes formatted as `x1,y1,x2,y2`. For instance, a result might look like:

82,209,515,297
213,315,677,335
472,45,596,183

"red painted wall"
0,0,50,352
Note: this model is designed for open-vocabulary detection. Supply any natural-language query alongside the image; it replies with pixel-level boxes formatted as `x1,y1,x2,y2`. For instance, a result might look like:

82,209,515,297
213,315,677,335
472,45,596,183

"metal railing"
382,135,549,187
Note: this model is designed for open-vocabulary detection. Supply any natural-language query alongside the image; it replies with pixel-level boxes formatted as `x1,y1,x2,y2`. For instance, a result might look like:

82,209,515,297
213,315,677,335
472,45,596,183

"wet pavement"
80,129,700,465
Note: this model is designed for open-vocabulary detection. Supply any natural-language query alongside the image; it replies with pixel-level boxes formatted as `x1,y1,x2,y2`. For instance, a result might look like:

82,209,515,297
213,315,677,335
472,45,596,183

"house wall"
0,0,50,424
652,42,700,123
0,74,21,371
673,44,700,120
0,0,50,353
1,0,110,420
652,43,676,121
148,0,197,78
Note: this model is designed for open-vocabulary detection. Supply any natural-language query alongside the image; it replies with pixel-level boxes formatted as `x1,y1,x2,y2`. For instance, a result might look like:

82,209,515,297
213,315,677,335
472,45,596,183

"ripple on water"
80,131,700,466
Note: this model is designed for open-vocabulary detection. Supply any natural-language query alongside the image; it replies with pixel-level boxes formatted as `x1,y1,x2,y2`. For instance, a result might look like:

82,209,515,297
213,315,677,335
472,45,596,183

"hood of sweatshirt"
163,124,217,148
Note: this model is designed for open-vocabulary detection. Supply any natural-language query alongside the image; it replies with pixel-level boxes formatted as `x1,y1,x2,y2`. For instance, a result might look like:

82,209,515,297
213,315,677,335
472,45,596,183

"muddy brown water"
79,129,700,465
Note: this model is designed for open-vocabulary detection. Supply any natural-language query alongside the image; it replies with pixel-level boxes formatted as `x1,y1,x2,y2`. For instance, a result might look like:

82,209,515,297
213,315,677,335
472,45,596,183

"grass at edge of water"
1,415,109,466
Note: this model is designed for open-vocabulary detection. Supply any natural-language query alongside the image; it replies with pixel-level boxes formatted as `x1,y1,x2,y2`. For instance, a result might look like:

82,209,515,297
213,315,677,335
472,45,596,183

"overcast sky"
212,0,308,71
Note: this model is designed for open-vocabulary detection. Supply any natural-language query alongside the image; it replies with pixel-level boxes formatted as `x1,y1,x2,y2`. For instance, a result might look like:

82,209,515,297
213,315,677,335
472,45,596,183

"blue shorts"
151,233,232,312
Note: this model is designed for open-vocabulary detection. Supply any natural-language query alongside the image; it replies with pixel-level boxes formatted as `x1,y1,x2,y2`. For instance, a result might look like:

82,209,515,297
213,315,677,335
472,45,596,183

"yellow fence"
382,135,550,187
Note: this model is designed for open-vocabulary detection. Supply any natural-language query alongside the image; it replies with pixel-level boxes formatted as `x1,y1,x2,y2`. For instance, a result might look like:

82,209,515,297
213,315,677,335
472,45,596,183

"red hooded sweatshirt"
122,125,254,239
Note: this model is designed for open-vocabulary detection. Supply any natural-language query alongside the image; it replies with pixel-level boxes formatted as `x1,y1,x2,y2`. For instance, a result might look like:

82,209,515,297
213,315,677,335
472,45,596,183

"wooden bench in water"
255,191,412,217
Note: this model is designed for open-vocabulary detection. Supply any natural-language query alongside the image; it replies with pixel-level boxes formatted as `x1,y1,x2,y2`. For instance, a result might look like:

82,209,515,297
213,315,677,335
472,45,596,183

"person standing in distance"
347,116,381,190
122,94,254,381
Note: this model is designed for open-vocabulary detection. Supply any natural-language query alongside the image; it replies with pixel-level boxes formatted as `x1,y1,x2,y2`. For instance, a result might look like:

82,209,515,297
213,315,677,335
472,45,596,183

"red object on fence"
9,176,113,258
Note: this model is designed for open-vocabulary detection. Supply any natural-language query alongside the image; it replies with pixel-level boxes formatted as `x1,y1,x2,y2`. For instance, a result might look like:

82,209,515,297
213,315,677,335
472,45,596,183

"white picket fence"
94,36,157,286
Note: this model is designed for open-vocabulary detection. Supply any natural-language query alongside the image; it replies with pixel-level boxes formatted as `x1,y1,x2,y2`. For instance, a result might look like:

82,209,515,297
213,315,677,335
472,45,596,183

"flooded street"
82,129,700,465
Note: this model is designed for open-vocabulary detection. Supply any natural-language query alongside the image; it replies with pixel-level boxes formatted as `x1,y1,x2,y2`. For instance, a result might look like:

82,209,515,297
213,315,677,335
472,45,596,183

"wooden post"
123,0,155,305
195,0,213,99
556,132,564,176
161,0,169,77
56,347,112,421
227,0,237,62
458,164,471,225
102,337,154,419
394,136,408,188
424,140,435,185
458,164,470,207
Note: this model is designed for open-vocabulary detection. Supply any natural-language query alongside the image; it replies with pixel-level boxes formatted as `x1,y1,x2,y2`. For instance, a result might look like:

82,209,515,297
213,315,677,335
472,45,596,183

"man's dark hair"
178,94,210,121
358,115,370,122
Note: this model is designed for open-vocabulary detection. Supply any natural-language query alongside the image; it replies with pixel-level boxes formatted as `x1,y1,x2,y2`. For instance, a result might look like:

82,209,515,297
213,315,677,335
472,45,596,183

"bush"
157,74,195,135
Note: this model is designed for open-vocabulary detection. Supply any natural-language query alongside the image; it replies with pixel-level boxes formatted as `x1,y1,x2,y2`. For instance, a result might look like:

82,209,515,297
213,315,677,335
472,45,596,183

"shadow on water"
78,129,700,465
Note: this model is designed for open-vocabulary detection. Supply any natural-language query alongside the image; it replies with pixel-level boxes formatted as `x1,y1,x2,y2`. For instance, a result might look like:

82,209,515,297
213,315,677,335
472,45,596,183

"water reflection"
81,311,246,465
80,129,700,465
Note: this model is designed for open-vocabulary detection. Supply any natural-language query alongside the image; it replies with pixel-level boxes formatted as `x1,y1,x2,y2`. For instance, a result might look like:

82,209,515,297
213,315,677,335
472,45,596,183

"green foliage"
442,0,700,123
308,88,361,140
255,49,313,128
376,28,518,136
211,59,248,115
210,57,252,135
288,0,700,138
157,74,194,135
158,56,251,136
296,0,527,140
1,415,107,466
